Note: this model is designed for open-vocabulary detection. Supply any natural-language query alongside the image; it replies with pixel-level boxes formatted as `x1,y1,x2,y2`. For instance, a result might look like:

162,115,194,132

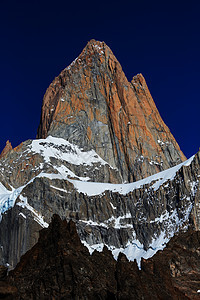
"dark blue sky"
0,0,199,158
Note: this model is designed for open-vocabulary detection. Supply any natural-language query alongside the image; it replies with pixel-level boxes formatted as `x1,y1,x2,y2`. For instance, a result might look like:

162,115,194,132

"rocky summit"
0,140,12,160
37,39,185,182
0,39,199,299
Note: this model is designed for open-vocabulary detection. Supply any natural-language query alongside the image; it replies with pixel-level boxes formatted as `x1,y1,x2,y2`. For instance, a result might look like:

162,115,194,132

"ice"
0,179,49,226
0,184,23,218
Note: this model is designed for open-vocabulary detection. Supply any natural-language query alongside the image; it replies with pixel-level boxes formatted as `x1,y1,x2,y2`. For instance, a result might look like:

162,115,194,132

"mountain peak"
0,140,12,159
36,41,185,182
64,39,114,73
87,38,104,46
85,39,106,55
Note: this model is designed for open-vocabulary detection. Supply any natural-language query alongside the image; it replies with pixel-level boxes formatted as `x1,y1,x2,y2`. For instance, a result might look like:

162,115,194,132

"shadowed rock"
0,215,199,299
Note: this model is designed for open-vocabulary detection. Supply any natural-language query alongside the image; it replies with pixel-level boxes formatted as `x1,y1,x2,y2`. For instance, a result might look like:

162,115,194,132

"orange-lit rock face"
37,39,186,182
0,140,12,159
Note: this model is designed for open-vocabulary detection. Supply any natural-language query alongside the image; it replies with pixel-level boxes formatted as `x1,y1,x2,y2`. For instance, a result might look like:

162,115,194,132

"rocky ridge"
0,215,200,299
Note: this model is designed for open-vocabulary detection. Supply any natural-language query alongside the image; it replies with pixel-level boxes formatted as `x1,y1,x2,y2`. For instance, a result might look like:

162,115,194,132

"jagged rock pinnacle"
36,40,185,182
0,140,12,159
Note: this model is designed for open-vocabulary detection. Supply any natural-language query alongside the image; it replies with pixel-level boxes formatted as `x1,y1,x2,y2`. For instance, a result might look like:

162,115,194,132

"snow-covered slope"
67,155,195,196
0,136,199,268
0,136,195,220
31,136,113,168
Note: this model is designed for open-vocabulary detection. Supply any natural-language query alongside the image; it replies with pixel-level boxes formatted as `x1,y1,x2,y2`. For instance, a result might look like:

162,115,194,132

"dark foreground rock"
0,215,200,299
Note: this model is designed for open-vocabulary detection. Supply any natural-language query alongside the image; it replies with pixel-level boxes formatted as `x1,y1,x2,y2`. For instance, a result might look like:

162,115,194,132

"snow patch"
188,180,199,196
110,202,117,210
149,160,161,166
65,57,78,70
17,195,48,228
80,201,193,268
30,136,112,168
81,241,104,254
81,219,108,228
107,213,132,229
19,212,26,219
81,230,169,269
50,185,70,194
80,213,132,230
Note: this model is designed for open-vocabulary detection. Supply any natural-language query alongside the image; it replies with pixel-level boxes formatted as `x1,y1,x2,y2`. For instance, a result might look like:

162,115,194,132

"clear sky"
0,0,199,158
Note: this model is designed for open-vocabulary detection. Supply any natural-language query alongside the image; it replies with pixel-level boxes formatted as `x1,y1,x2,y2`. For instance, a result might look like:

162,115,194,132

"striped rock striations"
37,39,185,182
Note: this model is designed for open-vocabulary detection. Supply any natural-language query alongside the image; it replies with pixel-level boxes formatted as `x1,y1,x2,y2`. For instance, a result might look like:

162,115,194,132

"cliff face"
37,39,185,182
1,215,200,300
